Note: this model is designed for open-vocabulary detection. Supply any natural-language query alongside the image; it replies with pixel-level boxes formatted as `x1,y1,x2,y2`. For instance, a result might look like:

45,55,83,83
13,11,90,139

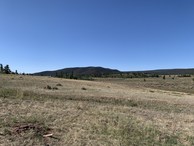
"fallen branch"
43,133,53,137
43,133,60,140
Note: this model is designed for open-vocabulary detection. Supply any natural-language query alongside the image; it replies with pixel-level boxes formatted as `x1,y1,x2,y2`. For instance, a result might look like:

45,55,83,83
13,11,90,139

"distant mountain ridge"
34,67,194,77
134,68,194,75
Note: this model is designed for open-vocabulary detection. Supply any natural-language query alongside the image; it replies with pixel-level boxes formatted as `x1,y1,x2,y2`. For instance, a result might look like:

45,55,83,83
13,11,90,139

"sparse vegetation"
1,74,194,145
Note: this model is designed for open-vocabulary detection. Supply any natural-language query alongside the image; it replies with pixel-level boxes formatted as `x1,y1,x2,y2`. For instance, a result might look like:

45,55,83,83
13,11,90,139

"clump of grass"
187,136,194,145
44,85,58,90
0,88,18,98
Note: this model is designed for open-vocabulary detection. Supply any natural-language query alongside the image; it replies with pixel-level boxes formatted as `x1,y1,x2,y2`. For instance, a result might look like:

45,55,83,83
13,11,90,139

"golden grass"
0,74,194,145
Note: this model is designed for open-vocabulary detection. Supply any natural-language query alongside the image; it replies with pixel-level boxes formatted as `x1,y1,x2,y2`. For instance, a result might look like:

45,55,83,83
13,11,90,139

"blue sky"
0,0,194,73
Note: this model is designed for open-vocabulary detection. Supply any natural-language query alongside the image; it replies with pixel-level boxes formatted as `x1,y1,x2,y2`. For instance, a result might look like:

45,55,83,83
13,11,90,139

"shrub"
52,87,58,90
44,85,52,90
81,87,87,90
56,83,62,86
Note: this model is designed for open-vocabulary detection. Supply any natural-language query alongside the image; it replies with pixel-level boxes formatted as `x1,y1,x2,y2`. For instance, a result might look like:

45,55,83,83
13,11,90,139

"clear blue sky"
0,0,194,73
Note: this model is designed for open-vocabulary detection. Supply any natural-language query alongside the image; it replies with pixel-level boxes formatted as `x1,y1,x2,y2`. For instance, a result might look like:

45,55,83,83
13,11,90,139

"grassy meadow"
0,74,194,145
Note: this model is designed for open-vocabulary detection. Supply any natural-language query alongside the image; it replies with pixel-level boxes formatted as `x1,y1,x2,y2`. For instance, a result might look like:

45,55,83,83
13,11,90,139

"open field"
0,74,194,146
96,76,194,94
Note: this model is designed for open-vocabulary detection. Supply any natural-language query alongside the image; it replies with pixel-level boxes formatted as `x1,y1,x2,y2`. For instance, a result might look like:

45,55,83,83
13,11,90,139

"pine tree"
0,64,3,73
4,65,11,74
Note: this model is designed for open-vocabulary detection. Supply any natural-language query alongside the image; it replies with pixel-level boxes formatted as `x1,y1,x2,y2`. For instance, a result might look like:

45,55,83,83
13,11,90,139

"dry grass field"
0,74,194,146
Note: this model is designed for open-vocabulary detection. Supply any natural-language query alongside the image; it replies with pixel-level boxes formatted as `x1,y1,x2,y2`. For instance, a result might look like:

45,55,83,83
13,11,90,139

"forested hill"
33,67,120,77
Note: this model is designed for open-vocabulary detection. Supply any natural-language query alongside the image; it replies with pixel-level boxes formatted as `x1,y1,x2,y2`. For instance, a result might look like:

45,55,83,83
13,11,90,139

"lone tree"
4,65,11,74
0,64,3,72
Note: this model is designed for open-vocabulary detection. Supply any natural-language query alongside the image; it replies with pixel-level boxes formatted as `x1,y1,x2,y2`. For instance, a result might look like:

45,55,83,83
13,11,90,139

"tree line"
0,63,24,75
0,64,13,74
54,71,160,80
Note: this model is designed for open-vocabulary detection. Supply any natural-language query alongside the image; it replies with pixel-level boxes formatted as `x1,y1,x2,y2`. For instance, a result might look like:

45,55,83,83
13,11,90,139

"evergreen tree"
4,65,11,74
15,70,18,75
0,64,3,73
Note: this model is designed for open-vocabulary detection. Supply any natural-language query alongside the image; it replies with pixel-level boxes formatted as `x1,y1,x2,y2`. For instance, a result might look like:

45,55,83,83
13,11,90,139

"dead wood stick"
43,134,53,137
